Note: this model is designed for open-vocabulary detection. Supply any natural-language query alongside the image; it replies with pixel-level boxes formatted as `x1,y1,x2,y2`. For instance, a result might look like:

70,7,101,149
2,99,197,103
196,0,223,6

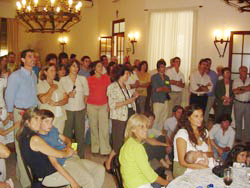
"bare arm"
155,176,169,186
145,138,169,147
0,143,11,158
30,135,75,158
115,92,139,109
38,84,58,104
59,134,72,149
177,137,208,169
0,121,20,136
48,156,80,188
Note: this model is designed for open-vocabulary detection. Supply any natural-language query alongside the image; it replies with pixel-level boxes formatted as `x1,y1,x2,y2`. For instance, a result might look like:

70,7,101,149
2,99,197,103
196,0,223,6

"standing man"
7,52,17,73
151,60,171,131
79,56,91,77
204,58,218,126
5,49,38,188
232,66,250,144
166,57,185,117
189,59,213,112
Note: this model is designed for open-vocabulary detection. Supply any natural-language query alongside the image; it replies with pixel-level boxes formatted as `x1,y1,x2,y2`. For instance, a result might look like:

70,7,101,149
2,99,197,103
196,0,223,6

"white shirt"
59,75,89,111
126,71,139,95
190,70,213,95
164,116,178,138
232,77,250,102
166,67,185,92
174,129,209,162
0,78,7,107
209,123,235,149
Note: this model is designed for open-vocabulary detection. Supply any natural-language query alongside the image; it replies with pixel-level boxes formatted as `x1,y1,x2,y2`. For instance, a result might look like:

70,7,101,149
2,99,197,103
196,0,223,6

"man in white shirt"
163,105,184,144
209,114,235,160
189,59,213,112
166,57,185,117
232,66,250,144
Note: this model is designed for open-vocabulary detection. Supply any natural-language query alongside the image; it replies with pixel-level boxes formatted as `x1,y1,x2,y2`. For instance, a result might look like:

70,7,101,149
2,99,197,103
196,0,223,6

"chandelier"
224,0,250,12
16,0,90,33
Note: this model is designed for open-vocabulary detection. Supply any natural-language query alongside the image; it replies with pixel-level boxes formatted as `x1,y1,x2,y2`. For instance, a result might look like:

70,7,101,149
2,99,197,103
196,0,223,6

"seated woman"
224,144,247,167
173,105,213,178
17,109,104,188
119,114,169,188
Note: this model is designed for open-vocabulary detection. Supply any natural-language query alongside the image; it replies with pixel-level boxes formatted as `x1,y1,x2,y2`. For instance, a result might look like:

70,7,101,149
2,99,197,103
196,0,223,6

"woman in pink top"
87,61,111,155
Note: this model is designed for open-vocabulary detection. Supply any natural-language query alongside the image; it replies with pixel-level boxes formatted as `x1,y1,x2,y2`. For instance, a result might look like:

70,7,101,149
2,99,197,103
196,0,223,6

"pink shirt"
87,74,110,105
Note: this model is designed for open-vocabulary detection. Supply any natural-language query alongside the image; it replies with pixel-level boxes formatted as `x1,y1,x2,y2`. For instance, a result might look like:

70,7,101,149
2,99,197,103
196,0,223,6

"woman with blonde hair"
119,114,169,188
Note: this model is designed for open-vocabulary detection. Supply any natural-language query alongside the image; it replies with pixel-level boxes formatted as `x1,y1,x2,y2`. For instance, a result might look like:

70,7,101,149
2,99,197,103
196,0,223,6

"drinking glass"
224,168,233,187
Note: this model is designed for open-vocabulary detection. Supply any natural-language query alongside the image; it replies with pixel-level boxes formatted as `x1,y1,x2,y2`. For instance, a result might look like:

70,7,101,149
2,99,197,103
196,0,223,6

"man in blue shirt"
5,49,38,188
203,58,218,126
5,49,38,123
151,60,171,131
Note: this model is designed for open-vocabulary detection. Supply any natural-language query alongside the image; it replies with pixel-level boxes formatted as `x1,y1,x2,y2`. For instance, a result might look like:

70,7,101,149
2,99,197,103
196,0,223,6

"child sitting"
38,109,105,188
184,151,215,174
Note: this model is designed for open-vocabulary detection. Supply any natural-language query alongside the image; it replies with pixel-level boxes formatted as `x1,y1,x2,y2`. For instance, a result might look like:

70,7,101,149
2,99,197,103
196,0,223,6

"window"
147,9,194,83
99,36,112,61
0,18,8,56
99,19,125,64
229,31,250,80
112,19,125,64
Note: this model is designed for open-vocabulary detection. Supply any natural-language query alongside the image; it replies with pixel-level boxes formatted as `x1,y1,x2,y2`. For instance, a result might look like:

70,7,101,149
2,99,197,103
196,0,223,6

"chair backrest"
111,154,123,188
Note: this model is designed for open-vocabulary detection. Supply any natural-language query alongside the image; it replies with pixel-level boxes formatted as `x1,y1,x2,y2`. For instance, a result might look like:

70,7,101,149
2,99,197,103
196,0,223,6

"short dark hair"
172,105,184,113
81,56,90,62
157,59,166,69
204,58,211,63
107,62,117,75
45,53,57,63
59,52,68,61
112,65,131,81
225,144,247,166
39,109,55,120
138,61,148,72
100,55,107,62
222,67,231,75
67,60,80,74
143,111,155,119
70,54,76,59
218,114,232,123
199,58,208,65
8,51,15,56
172,57,181,62
21,49,34,59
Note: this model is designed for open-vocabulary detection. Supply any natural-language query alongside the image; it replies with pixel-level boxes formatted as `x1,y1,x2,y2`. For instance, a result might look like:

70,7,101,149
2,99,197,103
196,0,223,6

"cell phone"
73,85,76,90
71,142,78,151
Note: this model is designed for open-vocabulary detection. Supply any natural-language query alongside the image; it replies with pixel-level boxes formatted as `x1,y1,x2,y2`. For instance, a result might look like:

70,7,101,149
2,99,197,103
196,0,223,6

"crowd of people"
0,49,250,188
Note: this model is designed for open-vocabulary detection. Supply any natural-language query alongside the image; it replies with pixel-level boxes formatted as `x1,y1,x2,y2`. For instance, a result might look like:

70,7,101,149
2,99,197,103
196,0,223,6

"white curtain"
147,9,194,83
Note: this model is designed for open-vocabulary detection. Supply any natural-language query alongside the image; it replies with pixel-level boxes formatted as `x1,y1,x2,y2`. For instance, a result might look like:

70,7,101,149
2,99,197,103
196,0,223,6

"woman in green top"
119,114,169,188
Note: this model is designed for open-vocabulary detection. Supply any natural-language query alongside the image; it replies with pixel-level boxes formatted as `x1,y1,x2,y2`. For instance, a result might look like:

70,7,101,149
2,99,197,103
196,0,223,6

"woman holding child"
173,105,213,177
17,109,105,188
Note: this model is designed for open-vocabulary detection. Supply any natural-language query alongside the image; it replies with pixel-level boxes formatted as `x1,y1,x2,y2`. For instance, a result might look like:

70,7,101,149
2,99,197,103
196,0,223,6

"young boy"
38,109,105,188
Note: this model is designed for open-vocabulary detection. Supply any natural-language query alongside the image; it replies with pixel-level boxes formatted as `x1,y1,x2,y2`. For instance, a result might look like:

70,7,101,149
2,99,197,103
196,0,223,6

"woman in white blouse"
104,65,139,172
59,60,89,158
173,105,213,178
37,63,68,134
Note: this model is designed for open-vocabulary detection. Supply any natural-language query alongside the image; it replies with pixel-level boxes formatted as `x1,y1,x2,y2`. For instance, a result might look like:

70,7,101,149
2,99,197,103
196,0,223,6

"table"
167,168,250,188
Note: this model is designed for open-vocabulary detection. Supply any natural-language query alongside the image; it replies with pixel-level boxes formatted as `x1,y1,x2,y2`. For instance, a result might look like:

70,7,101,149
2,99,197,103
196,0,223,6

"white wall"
2,0,250,70
145,0,250,71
